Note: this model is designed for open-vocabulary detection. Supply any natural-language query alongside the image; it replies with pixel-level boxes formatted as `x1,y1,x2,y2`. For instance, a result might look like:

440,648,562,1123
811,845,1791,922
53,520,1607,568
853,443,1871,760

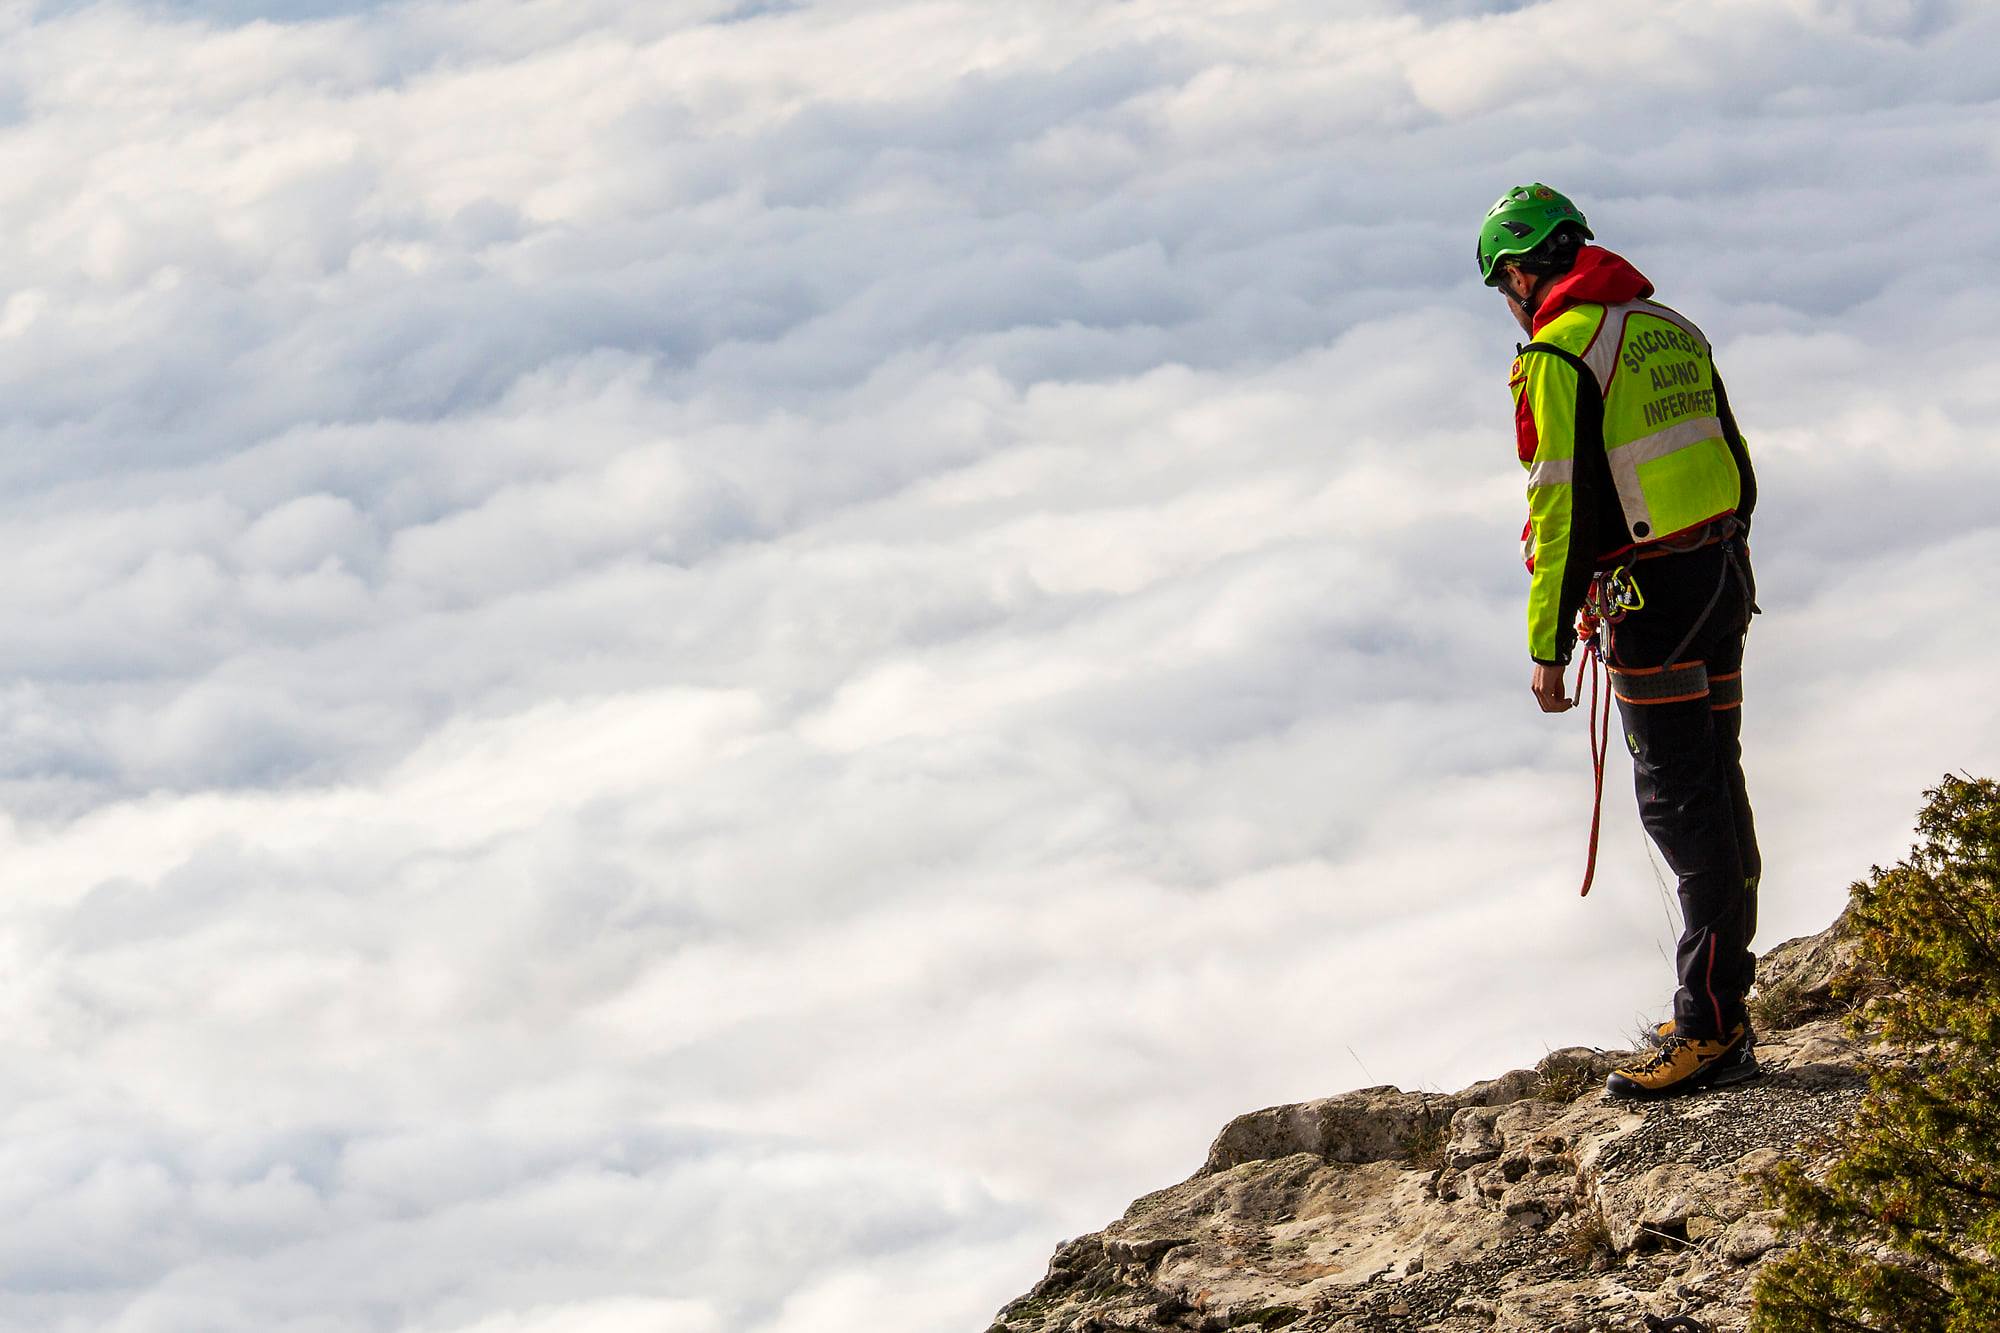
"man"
1477,184,1762,1099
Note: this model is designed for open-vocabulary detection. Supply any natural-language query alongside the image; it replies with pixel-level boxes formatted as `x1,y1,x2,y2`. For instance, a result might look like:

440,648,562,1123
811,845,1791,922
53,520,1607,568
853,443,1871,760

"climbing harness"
1571,565,1642,898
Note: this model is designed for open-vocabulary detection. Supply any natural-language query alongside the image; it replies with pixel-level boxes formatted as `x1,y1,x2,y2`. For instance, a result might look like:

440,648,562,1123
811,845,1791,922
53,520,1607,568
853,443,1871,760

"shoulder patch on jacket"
1514,384,1538,463
1509,357,1536,462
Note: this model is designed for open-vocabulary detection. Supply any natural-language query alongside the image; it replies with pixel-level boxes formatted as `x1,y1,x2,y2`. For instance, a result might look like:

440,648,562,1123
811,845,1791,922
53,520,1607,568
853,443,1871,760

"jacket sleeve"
1515,350,1601,666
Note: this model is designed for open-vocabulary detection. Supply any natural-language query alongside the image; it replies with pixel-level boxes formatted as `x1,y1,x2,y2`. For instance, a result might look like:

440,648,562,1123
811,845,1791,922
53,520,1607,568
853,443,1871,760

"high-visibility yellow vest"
1512,299,1755,663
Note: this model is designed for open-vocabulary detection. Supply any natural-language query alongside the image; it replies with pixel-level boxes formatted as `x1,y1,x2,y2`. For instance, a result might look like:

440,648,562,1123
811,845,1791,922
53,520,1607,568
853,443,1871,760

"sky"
0,0,1995,1328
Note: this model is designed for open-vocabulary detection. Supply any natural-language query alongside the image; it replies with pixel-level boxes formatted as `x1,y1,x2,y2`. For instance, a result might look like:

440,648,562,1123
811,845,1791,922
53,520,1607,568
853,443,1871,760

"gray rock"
1598,1161,1703,1254
1724,1210,1786,1264
1202,1086,1457,1173
1445,1105,1505,1170
1750,905,1867,1021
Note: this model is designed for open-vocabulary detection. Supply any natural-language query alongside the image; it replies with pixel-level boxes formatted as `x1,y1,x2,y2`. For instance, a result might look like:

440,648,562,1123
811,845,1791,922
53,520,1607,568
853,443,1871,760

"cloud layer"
1,0,1997,1328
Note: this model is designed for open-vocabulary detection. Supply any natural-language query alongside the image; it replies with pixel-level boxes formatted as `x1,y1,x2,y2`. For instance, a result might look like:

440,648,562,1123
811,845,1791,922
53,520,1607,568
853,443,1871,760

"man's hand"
1532,662,1573,713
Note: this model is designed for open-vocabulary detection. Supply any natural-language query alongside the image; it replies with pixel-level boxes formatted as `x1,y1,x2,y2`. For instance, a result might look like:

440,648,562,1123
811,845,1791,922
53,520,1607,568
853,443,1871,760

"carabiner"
1605,565,1644,616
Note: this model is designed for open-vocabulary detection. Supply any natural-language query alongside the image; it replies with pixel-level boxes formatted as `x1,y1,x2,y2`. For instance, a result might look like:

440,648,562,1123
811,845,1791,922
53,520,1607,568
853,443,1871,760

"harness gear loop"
1571,563,1639,898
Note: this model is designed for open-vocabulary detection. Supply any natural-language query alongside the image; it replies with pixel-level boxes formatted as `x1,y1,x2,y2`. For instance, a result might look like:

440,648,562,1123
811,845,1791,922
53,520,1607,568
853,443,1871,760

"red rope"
1577,636,1611,897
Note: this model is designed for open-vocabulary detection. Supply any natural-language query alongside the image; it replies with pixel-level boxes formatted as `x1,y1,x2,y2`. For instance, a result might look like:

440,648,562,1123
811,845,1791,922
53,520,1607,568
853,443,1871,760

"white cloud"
0,0,1994,1328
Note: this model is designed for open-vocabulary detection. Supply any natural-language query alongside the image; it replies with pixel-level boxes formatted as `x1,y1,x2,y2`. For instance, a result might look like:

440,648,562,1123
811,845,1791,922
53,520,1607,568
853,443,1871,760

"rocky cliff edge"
989,914,1866,1333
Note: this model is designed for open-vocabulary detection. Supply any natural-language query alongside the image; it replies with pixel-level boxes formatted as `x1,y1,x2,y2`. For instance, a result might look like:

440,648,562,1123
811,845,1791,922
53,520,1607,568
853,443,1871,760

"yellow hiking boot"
1606,1023,1758,1100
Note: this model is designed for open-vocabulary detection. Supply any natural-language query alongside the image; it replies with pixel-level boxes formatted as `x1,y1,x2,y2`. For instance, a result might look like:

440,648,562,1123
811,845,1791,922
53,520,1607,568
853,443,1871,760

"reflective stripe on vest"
1527,456,1573,489
1605,415,1727,534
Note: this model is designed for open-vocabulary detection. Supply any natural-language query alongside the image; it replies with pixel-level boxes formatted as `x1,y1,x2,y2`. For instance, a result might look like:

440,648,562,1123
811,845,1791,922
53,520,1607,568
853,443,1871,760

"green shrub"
1750,775,2000,1333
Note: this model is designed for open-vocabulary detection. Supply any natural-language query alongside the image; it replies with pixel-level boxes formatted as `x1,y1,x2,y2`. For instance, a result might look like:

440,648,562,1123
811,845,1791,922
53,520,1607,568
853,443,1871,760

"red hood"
1532,246,1653,333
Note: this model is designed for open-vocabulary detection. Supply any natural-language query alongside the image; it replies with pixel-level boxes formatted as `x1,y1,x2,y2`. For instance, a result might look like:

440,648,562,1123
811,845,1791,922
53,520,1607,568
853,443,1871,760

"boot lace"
1627,1038,1686,1075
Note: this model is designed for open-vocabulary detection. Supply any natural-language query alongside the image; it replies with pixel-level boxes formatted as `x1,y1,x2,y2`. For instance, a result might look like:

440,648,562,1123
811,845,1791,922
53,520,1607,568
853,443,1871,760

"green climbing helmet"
1477,183,1593,286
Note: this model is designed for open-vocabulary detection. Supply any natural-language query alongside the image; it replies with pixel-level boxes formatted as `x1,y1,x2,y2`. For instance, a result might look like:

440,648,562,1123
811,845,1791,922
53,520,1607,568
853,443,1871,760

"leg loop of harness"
1609,659,1711,706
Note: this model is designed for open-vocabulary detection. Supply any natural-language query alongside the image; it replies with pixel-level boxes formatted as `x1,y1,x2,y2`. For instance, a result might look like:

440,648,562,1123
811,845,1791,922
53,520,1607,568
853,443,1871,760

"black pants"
1606,541,1761,1040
